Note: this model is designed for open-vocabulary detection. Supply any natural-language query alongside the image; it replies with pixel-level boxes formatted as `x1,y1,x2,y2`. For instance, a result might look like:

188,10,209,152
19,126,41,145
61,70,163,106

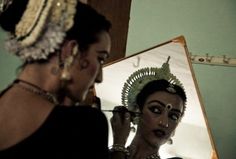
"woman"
110,57,187,159
0,0,111,158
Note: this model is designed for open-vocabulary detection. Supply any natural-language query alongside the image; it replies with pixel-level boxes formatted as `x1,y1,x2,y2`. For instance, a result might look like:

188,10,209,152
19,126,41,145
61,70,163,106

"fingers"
113,106,128,113
110,106,131,130
124,112,131,124
110,106,131,146
112,106,130,124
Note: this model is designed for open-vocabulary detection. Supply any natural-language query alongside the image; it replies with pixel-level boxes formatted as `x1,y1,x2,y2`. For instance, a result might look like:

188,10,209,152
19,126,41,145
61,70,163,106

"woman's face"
68,31,111,102
138,91,184,147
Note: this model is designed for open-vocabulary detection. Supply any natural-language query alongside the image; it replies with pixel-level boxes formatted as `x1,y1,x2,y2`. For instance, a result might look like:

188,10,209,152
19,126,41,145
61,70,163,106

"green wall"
126,0,236,158
0,31,21,88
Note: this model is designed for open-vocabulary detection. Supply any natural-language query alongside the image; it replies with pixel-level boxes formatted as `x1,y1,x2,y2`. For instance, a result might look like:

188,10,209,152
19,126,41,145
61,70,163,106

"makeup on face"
96,50,109,65
95,31,111,65
153,129,166,138
146,100,182,122
138,92,184,147
92,32,111,83
83,32,110,85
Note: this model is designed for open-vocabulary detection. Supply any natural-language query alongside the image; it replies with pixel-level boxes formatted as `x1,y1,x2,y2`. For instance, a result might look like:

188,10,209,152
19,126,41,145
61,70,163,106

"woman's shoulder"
43,105,109,157
0,105,109,158
47,105,109,131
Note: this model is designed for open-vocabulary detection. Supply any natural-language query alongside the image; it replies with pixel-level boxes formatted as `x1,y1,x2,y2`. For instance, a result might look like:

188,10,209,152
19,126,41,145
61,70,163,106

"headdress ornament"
121,56,185,113
4,0,77,61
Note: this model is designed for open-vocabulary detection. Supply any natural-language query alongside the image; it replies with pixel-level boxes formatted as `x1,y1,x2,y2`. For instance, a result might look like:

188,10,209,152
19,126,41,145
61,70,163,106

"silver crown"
121,56,185,113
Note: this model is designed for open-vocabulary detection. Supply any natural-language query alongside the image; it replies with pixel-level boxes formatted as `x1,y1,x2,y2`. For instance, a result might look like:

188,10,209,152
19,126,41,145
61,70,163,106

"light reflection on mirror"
95,36,214,159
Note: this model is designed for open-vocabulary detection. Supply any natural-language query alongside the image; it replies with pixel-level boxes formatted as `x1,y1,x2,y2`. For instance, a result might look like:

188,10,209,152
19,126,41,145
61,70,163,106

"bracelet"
110,144,130,156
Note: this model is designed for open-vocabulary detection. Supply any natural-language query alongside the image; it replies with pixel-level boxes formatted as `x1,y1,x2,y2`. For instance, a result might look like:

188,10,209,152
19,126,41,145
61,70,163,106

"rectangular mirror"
95,36,217,159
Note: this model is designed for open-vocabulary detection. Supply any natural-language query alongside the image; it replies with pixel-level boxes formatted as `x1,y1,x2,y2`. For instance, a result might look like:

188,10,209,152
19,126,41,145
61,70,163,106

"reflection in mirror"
95,36,217,159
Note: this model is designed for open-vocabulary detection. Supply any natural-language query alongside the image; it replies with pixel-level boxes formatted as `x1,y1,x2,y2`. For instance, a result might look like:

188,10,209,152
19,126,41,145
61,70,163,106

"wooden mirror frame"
95,36,219,159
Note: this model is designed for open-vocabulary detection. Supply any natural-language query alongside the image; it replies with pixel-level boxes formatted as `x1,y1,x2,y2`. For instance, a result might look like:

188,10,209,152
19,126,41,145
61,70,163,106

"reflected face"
138,91,184,147
69,31,111,102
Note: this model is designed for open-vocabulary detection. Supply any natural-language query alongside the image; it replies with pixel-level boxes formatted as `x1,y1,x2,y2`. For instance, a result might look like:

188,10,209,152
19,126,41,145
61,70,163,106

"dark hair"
136,79,187,114
0,0,28,32
0,1,111,54
1,1,111,67
66,2,111,52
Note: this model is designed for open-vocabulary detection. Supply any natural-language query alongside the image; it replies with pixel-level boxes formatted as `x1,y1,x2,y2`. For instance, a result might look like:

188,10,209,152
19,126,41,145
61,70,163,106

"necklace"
144,153,160,159
127,145,161,159
14,79,59,105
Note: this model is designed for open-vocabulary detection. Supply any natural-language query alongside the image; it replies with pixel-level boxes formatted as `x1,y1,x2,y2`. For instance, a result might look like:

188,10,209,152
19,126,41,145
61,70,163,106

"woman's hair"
136,79,187,114
67,2,111,52
0,1,111,60
0,0,28,32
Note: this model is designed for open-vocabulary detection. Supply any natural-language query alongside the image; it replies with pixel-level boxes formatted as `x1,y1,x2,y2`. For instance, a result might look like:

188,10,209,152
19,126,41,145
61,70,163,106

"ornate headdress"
121,56,185,113
3,0,77,61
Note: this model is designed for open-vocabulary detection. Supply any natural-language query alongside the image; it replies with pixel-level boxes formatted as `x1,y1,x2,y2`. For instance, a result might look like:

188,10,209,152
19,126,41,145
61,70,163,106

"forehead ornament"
166,103,172,110
166,84,176,93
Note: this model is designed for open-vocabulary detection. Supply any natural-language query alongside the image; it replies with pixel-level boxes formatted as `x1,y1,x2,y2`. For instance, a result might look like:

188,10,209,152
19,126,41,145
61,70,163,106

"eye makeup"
97,51,109,65
146,100,182,120
148,105,162,114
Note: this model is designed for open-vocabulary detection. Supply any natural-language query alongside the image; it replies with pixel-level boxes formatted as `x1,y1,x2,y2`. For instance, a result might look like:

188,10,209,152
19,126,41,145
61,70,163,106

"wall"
0,31,21,89
126,0,236,158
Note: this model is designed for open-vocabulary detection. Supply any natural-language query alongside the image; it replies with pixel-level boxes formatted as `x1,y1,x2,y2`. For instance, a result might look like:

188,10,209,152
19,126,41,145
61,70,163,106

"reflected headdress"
2,0,77,61
121,56,185,114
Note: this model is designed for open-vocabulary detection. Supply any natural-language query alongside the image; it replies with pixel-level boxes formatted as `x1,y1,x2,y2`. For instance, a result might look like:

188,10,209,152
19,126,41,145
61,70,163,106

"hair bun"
0,0,13,15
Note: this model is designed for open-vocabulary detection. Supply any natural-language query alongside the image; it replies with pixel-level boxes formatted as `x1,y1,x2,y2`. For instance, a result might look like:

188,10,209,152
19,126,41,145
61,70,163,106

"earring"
167,130,175,144
61,56,73,81
167,138,173,145
60,45,78,81
72,44,78,56
159,120,169,128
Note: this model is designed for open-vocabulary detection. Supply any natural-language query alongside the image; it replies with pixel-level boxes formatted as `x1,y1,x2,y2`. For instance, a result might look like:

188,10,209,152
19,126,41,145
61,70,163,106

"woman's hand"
110,106,131,146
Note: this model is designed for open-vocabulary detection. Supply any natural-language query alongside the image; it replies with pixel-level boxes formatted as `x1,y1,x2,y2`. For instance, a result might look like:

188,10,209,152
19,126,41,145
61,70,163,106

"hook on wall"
223,55,230,63
206,53,213,62
190,53,236,67
190,54,196,61
133,56,140,68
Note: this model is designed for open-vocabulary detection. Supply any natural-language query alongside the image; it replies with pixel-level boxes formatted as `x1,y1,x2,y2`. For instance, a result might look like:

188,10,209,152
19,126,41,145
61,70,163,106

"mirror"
95,36,217,159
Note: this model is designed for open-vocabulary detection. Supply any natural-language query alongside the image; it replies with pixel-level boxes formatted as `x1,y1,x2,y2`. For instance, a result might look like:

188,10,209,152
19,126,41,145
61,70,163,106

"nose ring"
159,120,169,128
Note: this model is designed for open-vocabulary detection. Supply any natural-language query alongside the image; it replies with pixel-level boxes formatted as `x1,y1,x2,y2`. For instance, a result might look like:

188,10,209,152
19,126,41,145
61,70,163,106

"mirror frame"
96,36,219,158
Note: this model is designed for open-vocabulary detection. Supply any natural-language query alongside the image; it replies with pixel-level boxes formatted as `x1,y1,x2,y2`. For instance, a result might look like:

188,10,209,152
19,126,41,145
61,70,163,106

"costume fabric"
0,106,109,159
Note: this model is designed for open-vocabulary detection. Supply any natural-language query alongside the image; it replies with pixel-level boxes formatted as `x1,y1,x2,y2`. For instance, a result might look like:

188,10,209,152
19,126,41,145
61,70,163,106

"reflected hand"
110,106,131,146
